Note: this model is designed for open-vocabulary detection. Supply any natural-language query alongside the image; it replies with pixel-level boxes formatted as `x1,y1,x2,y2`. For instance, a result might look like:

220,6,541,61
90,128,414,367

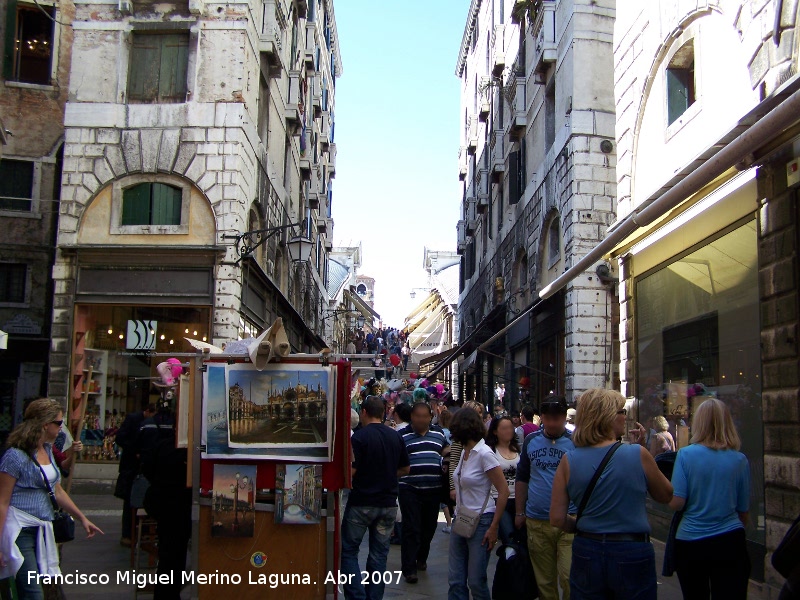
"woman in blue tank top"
669,398,750,599
550,389,673,599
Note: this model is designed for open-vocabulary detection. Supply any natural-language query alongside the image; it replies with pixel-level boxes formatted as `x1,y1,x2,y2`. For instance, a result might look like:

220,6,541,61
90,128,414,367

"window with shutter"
508,151,520,205
666,40,695,126
0,159,34,211
122,183,182,225
127,33,189,103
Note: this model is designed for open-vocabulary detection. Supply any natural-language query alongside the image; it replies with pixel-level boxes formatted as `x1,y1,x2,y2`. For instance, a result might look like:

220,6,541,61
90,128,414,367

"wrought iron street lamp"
223,219,312,264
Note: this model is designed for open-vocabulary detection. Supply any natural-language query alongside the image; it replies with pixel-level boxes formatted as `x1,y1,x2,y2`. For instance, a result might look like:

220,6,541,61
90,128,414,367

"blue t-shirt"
349,423,410,508
566,443,650,534
672,444,749,541
397,426,447,493
516,429,576,520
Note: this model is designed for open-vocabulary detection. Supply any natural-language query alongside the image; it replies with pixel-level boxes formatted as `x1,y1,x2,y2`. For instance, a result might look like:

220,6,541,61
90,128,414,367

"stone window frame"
109,174,191,235
664,25,703,141
0,155,44,219
0,262,31,308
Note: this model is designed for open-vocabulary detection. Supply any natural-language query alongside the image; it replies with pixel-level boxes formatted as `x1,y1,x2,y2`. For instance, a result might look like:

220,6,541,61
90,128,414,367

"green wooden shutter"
158,34,188,102
128,34,162,102
666,68,690,126
4,0,18,81
122,183,151,225
150,183,181,225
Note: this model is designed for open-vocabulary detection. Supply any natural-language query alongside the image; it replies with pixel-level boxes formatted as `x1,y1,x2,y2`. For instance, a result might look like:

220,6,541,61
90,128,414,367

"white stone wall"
457,0,618,402
49,0,341,399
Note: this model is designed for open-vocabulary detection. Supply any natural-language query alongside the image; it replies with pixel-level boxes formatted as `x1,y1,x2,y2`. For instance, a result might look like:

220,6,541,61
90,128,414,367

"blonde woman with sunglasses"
0,398,103,599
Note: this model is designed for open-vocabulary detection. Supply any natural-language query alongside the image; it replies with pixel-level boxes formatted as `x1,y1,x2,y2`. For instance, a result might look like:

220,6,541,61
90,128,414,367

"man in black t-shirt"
341,396,410,600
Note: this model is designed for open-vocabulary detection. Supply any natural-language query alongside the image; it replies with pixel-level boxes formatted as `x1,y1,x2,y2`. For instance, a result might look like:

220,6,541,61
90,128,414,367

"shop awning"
478,75,800,355
424,304,504,379
344,289,380,321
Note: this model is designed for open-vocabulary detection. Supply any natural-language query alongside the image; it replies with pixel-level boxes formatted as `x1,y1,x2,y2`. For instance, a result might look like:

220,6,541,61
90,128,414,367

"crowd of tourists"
342,387,756,600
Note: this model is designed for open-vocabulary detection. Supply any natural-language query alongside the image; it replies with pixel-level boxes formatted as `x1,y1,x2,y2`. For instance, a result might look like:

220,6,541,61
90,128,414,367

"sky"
331,0,466,329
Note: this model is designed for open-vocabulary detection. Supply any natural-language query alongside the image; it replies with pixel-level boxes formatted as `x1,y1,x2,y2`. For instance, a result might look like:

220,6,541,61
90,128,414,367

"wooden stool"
133,508,159,598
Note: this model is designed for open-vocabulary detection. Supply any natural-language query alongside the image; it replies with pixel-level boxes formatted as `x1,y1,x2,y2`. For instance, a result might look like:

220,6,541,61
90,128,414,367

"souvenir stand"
183,347,352,600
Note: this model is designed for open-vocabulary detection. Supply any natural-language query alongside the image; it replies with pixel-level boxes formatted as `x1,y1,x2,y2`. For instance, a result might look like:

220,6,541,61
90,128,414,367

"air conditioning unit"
119,0,132,14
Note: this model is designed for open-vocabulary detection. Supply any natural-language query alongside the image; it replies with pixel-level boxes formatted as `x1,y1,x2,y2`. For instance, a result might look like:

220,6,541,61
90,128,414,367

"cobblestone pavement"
56,482,690,599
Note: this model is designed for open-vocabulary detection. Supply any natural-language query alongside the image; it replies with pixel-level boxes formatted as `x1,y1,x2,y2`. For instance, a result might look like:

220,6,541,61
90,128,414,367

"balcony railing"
491,24,506,77
490,132,505,183
466,117,478,155
304,22,317,72
285,70,302,125
532,1,557,73
259,0,284,75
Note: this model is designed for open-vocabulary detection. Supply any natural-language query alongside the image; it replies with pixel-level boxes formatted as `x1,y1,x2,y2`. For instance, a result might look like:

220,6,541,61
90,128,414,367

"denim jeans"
570,536,656,600
15,526,44,600
448,512,494,600
340,504,397,600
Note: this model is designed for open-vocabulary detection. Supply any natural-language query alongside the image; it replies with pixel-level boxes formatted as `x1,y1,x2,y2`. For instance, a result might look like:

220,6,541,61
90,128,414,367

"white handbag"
452,467,491,538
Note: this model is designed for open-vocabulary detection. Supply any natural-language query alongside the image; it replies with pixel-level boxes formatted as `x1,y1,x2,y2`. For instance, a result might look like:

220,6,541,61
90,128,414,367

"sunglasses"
51,420,64,427
617,409,627,416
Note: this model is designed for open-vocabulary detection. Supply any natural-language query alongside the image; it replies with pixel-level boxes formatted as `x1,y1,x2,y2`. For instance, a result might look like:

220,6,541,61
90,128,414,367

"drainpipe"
478,83,800,353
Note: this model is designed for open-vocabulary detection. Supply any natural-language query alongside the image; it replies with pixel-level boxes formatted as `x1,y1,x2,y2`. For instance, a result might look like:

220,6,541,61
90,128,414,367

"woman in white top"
448,408,508,600
485,415,520,545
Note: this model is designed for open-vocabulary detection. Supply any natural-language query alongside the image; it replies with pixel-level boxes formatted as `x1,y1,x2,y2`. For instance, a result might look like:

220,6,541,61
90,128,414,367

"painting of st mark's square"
226,363,332,449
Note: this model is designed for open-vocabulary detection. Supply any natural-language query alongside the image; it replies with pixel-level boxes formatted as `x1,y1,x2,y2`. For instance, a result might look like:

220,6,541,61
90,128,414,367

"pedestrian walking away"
550,389,673,600
341,396,410,600
138,393,191,600
669,398,751,600
113,403,155,548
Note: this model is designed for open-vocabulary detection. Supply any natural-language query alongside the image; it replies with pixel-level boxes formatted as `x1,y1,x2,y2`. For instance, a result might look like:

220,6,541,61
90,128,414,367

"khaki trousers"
526,518,574,600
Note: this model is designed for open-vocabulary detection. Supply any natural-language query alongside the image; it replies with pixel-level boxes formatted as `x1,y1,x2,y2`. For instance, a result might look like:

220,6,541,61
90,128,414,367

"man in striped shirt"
397,402,449,584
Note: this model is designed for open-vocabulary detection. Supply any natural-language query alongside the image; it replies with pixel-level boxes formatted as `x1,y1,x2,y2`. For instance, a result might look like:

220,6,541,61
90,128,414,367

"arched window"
122,183,182,226
356,283,367,296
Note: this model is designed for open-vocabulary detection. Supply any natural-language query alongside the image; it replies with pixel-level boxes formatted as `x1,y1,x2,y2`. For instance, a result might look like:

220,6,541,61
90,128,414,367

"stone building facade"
46,0,341,431
445,0,618,408
613,0,800,592
0,0,75,439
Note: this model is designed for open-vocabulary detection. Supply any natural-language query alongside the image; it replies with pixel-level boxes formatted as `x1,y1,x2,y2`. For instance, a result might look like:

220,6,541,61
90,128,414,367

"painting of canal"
274,463,323,525
226,363,333,449
211,463,256,538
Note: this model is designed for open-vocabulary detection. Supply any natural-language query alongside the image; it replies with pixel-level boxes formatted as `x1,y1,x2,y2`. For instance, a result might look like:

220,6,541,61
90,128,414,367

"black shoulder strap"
30,453,60,512
576,441,622,527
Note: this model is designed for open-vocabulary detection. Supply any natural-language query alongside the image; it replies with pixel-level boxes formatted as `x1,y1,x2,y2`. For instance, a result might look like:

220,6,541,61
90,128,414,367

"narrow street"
60,482,687,599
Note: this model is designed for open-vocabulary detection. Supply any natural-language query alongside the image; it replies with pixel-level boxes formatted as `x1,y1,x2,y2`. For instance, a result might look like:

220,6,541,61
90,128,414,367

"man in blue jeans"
341,396,410,600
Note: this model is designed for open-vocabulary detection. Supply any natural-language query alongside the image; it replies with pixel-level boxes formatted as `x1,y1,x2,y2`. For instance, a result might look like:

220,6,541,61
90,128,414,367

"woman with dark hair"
448,408,508,600
0,398,103,599
485,416,520,545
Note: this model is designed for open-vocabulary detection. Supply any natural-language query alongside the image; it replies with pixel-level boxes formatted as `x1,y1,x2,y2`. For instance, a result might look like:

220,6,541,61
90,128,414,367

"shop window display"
71,304,211,462
635,219,765,574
